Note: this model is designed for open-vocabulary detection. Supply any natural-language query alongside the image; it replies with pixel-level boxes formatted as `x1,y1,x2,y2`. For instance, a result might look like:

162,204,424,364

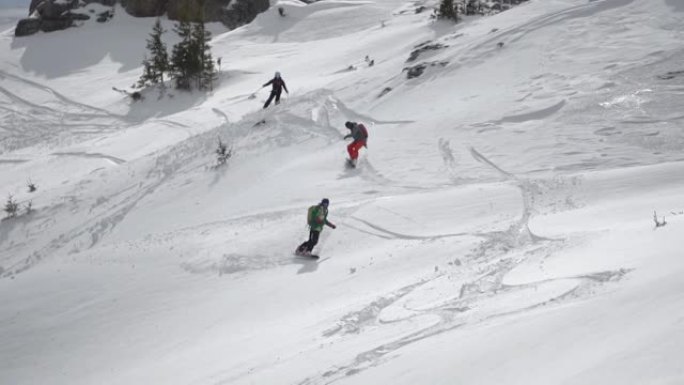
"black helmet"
345,121,354,129
321,198,329,206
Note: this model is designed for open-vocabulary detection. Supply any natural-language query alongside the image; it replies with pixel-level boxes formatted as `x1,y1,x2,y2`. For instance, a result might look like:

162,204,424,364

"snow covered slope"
1,0,684,384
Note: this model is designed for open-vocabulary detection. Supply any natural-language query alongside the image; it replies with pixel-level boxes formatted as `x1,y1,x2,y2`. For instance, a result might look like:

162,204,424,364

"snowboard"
252,119,266,127
294,249,320,259
345,158,357,169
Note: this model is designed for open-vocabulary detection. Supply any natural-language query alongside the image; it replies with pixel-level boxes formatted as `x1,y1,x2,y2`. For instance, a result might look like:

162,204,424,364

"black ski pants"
263,90,282,109
298,230,320,252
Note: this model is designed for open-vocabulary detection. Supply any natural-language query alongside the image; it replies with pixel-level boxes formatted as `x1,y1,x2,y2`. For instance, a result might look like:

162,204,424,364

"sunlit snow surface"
1,0,683,384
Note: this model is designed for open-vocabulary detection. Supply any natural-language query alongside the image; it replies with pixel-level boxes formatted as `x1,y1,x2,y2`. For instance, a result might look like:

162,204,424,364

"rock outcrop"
16,0,271,37
16,0,100,37
125,0,269,28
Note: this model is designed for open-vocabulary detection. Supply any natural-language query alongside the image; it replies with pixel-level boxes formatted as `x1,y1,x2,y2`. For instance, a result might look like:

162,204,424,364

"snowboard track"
294,148,625,385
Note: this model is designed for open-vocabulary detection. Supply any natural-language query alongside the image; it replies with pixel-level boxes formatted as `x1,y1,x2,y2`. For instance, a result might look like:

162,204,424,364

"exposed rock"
20,0,270,37
165,0,269,28
377,87,392,98
219,0,269,29
65,12,91,21
39,17,74,32
18,0,85,36
14,18,41,36
36,0,78,19
96,9,114,22
404,61,448,79
124,0,167,17
84,0,117,5
407,41,447,63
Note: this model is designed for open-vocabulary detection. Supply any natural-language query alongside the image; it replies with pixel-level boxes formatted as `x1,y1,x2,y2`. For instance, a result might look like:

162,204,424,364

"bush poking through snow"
27,179,37,193
653,210,667,228
215,138,232,166
4,195,19,218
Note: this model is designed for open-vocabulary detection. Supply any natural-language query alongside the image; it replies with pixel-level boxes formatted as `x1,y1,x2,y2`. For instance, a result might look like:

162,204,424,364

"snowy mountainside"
1,0,684,384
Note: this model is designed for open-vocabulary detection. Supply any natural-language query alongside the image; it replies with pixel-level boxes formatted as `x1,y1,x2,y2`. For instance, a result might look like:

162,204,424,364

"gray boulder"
218,0,269,29
40,17,74,32
15,0,86,37
35,0,78,19
164,0,269,29
124,0,167,17
14,18,41,36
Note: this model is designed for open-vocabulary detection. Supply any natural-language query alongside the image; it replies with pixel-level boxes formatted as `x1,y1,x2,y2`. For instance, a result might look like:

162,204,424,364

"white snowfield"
1,0,683,383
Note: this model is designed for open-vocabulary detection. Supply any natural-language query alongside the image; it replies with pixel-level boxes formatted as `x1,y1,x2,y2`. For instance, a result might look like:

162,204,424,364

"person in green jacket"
296,198,336,256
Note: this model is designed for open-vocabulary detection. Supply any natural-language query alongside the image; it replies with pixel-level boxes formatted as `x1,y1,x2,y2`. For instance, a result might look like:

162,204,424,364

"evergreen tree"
169,1,217,91
137,55,155,88
170,19,194,90
192,21,217,90
137,18,169,88
438,0,458,21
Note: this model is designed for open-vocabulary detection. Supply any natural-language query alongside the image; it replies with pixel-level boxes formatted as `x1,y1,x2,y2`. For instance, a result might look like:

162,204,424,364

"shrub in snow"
653,211,667,228
27,179,37,193
215,138,232,166
4,195,19,218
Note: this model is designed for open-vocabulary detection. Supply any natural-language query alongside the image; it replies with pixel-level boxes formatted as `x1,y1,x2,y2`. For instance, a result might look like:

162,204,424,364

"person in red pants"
344,121,368,167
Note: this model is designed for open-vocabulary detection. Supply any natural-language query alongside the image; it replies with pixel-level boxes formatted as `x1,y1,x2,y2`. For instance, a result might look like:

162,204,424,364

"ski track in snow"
294,149,619,384
2,0,683,383
0,70,125,152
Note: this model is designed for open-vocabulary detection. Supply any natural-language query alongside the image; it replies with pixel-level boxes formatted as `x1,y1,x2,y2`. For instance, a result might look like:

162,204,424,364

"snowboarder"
262,71,289,109
296,198,336,256
343,121,368,167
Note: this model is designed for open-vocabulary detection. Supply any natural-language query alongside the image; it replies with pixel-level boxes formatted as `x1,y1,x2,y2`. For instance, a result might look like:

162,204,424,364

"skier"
296,198,336,257
343,121,369,167
262,71,289,109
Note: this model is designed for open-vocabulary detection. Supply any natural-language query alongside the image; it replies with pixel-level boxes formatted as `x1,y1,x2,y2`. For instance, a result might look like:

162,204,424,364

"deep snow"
1,0,684,384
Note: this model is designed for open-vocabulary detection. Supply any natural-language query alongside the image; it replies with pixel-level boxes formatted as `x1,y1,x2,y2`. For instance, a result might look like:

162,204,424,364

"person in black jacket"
262,71,289,109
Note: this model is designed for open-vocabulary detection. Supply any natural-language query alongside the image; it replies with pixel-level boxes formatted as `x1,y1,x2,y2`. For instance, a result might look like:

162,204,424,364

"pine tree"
438,0,458,21
192,21,217,90
137,56,155,88
137,18,170,88
169,1,217,91
170,20,194,90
